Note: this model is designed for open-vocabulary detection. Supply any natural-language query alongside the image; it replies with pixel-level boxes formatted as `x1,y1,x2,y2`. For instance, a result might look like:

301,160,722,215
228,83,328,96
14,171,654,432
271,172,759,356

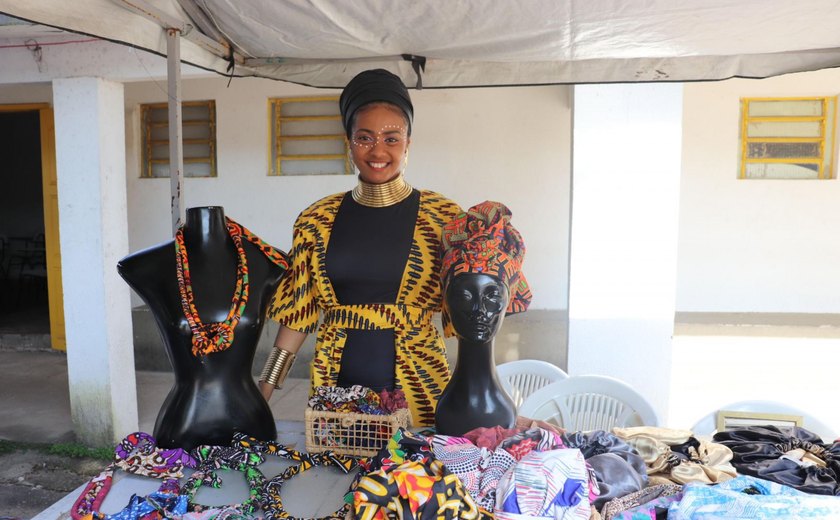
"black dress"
325,190,420,391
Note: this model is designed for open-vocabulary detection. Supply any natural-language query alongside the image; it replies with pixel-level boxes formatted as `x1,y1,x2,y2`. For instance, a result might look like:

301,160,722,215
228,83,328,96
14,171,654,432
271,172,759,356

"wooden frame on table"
716,410,803,432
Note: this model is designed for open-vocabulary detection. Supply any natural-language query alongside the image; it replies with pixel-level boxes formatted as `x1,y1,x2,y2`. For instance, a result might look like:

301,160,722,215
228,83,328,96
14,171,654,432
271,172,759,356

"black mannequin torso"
117,207,285,449
435,273,516,436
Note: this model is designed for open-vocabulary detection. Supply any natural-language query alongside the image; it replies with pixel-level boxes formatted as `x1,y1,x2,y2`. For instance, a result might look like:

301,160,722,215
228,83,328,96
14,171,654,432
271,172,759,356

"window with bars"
140,100,217,178
739,96,837,179
269,96,350,176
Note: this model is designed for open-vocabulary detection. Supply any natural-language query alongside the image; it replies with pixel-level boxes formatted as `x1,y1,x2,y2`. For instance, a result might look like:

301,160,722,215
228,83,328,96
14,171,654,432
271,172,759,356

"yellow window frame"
268,96,351,176
739,96,837,180
140,100,217,178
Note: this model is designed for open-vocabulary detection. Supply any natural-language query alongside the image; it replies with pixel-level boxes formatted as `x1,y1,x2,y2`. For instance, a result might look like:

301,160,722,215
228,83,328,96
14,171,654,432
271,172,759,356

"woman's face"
349,104,411,184
445,273,510,342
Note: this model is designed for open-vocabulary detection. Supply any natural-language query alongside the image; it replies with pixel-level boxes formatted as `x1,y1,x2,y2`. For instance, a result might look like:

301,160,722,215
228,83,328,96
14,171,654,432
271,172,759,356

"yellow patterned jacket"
268,190,462,426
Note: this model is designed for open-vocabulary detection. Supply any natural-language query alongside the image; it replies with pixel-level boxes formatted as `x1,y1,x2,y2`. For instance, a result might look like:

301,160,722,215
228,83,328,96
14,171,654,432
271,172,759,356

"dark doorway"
0,110,49,334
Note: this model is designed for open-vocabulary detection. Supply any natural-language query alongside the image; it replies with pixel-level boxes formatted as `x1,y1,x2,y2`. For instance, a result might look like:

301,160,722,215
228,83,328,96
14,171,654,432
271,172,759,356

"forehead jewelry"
351,125,407,148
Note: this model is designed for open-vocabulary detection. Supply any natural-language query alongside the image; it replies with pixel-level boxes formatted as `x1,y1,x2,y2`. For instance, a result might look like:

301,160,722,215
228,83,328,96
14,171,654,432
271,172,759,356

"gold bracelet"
259,348,296,389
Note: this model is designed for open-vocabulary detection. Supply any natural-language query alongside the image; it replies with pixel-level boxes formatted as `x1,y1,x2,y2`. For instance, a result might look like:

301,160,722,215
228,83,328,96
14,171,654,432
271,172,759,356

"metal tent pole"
166,27,184,233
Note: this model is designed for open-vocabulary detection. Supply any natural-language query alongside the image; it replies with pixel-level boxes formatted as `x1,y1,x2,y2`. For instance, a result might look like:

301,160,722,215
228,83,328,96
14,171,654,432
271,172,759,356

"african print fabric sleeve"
417,192,461,339
266,201,333,333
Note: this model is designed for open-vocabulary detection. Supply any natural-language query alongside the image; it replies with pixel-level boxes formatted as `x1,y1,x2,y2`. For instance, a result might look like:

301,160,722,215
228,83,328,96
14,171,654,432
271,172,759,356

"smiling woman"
349,104,411,185
259,69,463,427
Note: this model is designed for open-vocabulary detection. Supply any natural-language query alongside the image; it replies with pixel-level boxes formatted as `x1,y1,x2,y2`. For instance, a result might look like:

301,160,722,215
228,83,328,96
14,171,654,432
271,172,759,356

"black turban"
339,69,413,138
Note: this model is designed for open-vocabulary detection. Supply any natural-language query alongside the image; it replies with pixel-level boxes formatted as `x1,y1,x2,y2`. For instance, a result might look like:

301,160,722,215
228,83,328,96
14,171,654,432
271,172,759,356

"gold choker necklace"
352,174,413,207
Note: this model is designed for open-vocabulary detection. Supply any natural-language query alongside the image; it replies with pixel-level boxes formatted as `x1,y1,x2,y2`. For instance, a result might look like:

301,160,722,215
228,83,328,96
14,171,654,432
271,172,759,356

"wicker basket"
304,407,412,457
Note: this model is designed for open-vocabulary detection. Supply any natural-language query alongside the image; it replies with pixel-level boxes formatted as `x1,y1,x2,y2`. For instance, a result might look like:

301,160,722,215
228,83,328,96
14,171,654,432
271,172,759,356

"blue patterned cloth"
668,474,840,519
106,491,188,519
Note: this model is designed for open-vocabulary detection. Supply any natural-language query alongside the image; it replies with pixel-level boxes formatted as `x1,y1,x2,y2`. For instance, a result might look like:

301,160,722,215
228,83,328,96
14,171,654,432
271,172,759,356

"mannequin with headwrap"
435,201,532,436
259,69,462,427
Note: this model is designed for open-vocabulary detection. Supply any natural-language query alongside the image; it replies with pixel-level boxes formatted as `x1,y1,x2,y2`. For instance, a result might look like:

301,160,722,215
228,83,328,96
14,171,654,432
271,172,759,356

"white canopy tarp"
3,0,840,88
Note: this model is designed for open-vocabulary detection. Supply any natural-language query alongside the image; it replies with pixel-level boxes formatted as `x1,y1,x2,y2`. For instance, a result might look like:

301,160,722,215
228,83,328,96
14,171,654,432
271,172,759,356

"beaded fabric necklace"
71,432,190,520
262,451,362,520
182,444,267,515
175,218,289,357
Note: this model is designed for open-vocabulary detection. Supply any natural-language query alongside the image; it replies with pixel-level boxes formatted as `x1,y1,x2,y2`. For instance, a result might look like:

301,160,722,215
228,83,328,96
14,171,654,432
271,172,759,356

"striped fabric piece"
495,449,591,520
430,434,519,512
267,190,462,426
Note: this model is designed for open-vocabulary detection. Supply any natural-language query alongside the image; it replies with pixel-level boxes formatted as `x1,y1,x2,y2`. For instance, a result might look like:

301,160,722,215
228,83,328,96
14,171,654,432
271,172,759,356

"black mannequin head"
445,273,510,342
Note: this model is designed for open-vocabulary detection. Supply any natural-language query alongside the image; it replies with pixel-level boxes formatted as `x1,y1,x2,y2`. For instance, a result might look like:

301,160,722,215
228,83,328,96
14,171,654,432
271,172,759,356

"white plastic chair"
518,375,660,431
496,359,568,408
691,400,838,442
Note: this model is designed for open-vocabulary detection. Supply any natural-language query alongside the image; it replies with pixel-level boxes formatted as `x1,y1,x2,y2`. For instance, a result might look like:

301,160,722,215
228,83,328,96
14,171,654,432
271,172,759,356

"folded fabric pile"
427,427,567,511
352,426,597,519
352,428,489,520
415,424,840,520
713,424,840,495
595,425,840,519
561,430,650,509
72,423,840,519
613,426,737,487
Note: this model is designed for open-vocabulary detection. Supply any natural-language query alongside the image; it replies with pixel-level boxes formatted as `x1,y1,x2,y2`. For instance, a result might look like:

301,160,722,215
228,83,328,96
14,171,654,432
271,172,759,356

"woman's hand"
260,381,276,401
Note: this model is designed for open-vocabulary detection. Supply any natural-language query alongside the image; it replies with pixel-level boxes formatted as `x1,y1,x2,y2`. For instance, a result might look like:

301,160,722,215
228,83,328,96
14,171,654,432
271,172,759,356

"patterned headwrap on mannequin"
440,201,532,321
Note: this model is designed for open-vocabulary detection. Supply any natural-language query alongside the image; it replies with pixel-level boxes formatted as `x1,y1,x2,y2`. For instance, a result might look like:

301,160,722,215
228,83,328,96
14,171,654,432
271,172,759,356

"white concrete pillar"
567,84,683,423
52,77,138,446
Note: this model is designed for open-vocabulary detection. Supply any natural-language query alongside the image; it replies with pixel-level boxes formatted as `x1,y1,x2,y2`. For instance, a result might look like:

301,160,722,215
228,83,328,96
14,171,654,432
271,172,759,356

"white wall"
678,68,840,313
123,77,572,310
568,84,683,422
669,334,840,435
670,69,840,436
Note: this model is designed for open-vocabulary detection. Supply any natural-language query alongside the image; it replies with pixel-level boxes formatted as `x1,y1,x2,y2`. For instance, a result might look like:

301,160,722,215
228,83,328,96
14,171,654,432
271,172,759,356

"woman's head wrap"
339,69,414,138
440,201,532,316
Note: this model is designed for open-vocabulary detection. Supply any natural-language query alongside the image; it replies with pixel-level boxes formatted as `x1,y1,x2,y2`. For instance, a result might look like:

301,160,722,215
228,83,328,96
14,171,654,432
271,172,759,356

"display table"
33,421,359,520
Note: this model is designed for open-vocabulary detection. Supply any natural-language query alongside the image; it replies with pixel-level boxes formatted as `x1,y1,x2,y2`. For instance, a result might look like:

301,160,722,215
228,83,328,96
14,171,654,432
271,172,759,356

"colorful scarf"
440,201,532,319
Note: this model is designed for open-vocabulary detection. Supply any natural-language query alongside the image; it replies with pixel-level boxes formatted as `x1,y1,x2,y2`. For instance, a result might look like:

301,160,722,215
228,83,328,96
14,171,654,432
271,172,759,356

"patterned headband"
440,201,532,316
